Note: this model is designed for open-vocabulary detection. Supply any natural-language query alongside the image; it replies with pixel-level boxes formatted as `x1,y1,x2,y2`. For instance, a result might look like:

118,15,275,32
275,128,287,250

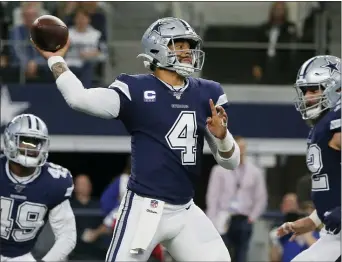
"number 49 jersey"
306,105,341,221
0,155,74,258
110,74,228,205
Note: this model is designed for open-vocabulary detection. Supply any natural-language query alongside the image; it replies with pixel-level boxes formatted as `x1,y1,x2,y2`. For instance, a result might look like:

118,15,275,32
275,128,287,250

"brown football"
30,15,68,52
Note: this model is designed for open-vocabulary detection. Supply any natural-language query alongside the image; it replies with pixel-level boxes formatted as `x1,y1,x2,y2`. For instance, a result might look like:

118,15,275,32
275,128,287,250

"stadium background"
0,1,340,261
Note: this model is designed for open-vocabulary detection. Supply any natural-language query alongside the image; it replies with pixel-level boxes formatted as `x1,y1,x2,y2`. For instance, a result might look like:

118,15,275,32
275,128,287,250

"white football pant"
291,228,341,262
105,190,231,262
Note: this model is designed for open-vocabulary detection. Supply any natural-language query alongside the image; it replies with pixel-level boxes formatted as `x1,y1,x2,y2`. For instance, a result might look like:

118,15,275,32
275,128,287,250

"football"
30,15,69,52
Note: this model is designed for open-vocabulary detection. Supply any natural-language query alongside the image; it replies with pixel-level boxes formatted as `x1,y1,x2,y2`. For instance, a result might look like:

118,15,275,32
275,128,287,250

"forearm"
47,56,120,119
95,223,111,236
42,219,76,261
205,128,240,170
44,200,76,261
292,213,319,234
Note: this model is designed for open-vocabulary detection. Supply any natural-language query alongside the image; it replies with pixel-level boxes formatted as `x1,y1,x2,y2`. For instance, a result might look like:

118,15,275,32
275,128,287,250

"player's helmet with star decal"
294,55,341,122
3,114,49,167
137,17,205,77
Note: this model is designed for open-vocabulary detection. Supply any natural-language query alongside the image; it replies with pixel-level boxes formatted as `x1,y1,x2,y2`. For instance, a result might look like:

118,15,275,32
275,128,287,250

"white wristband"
215,131,234,152
48,56,66,71
309,210,322,227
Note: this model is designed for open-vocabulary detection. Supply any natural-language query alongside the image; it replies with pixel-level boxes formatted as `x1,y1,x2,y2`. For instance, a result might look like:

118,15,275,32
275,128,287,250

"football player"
82,158,165,262
33,17,240,261
0,114,76,262
277,55,341,261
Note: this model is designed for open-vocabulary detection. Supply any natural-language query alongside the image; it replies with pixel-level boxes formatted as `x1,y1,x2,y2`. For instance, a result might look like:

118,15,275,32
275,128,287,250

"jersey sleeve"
212,82,229,112
108,74,134,120
330,105,341,134
45,163,74,209
56,70,120,119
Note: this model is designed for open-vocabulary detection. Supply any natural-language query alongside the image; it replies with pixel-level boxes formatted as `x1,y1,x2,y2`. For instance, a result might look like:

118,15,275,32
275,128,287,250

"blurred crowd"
0,1,334,86
0,2,335,261
0,1,108,87
202,1,331,84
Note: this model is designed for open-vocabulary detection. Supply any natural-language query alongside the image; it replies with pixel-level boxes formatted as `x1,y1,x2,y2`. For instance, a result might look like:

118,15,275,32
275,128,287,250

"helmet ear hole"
150,49,159,54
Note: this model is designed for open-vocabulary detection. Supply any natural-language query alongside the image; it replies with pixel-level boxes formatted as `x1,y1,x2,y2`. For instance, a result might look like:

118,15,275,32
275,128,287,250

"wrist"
308,210,322,227
215,131,234,152
47,56,65,71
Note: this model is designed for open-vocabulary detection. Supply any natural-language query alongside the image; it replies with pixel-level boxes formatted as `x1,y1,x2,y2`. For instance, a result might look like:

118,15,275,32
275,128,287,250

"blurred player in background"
269,194,319,262
33,17,240,261
277,55,341,261
82,157,164,262
0,114,76,262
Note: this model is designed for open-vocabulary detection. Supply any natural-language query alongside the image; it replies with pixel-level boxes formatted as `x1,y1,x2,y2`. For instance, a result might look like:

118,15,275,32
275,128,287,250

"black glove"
324,206,341,234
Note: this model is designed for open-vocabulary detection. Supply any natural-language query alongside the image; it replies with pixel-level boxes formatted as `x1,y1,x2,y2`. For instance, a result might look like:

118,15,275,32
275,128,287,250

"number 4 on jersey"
165,111,198,165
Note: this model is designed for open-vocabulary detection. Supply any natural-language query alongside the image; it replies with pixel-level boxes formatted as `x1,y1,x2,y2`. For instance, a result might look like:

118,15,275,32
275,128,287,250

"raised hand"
206,99,228,140
31,37,71,60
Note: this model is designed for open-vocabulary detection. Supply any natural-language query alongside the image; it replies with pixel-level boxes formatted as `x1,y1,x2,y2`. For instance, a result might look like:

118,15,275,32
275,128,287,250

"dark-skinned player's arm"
205,99,240,170
31,38,121,119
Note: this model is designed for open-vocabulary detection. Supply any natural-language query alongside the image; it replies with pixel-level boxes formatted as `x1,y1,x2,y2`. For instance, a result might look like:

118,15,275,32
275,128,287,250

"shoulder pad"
190,77,220,88
195,78,228,106
108,74,153,101
44,162,74,201
333,103,341,113
114,73,150,83
109,74,134,101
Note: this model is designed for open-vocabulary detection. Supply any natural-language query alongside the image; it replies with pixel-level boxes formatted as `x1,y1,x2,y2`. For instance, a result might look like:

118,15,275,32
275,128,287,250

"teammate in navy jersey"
277,55,341,262
33,17,240,261
0,114,76,262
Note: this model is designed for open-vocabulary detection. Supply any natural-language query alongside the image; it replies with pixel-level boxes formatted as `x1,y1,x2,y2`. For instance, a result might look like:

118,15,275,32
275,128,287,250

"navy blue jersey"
0,155,74,258
306,105,341,221
109,74,228,204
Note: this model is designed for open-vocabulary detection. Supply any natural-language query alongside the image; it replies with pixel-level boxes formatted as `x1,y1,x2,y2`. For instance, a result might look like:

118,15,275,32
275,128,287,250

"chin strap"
137,54,157,69
137,53,194,77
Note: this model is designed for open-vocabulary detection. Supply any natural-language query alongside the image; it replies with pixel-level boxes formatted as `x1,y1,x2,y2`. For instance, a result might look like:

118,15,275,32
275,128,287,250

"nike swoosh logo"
185,205,191,210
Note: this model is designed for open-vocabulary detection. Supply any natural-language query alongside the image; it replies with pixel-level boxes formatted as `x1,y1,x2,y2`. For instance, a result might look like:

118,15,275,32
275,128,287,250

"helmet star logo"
152,21,170,35
320,59,340,76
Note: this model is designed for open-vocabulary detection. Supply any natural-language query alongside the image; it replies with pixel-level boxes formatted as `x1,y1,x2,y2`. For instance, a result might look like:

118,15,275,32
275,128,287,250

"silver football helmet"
294,55,341,122
3,114,49,167
137,17,205,77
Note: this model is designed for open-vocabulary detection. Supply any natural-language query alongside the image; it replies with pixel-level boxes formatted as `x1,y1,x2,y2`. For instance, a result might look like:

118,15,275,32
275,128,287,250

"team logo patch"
150,199,158,208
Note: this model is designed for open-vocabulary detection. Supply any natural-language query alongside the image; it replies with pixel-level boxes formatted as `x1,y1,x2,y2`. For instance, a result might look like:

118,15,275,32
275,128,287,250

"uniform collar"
5,160,41,184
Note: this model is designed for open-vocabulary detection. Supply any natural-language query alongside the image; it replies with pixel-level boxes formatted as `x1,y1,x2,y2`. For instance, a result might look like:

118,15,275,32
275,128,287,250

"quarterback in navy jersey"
277,55,341,262
0,114,76,262
33,17,240,261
